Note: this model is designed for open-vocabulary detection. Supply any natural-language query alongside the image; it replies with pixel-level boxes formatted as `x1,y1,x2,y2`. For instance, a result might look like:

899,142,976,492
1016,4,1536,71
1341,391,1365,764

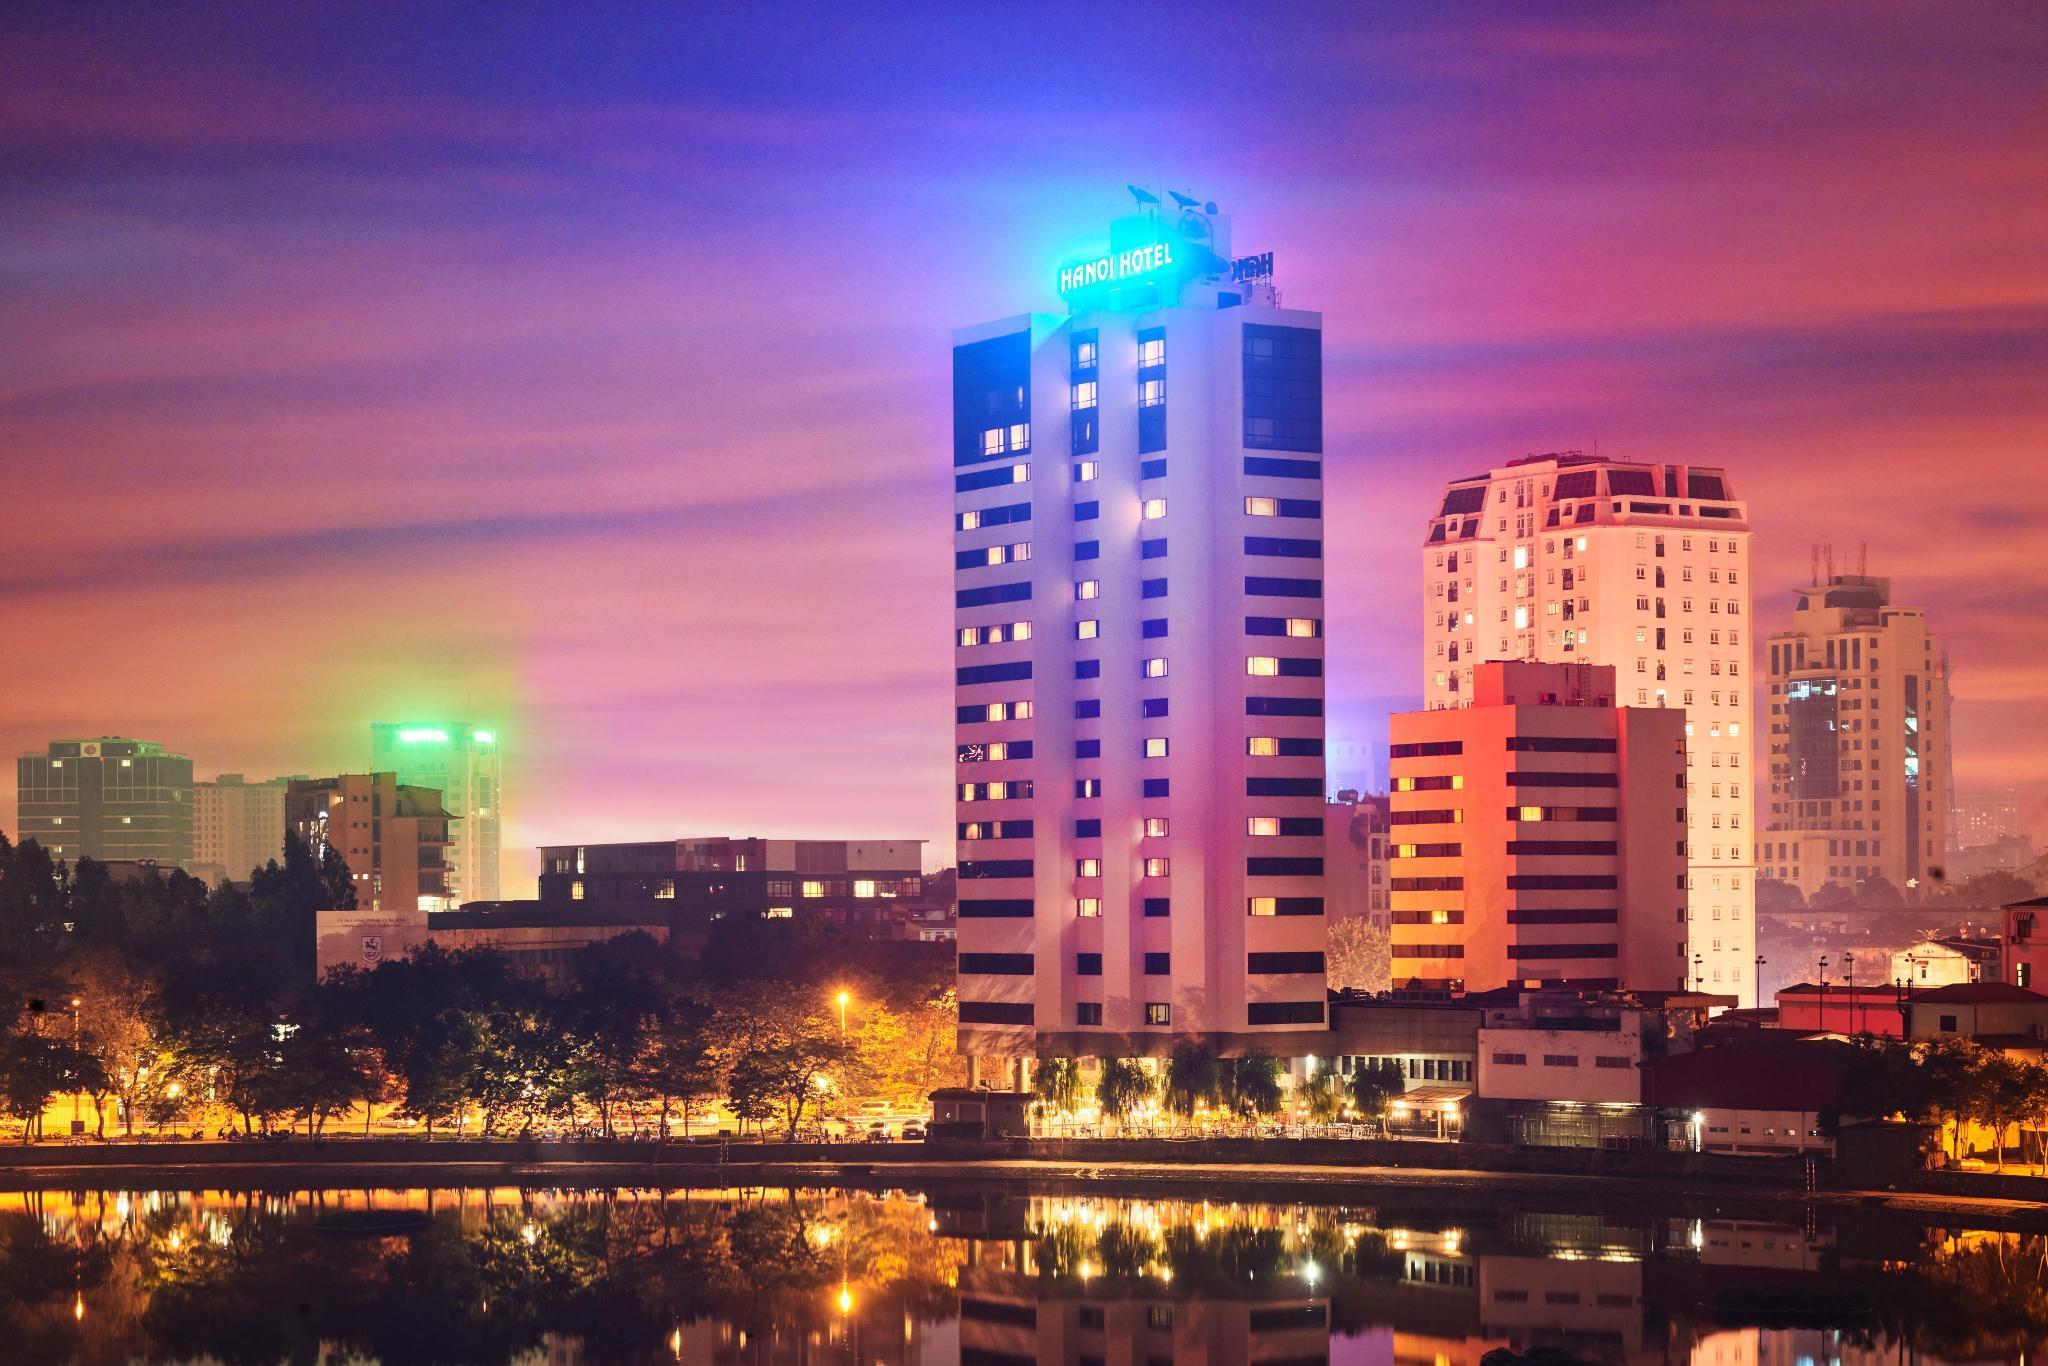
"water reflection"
1,1184,2043,1364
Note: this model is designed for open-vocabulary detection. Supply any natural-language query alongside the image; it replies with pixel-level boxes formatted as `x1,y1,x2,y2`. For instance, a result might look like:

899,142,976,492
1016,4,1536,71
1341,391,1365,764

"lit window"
656,879,675,899
1145,817,1171,837
1144,737,1168,758
1144,858,1171,877
958,626,982,647
802,880,826,898
1076,339,1098,367
121,815,132,824
1142,498,1168,520
981,428,1005,456
1520,806,1544,821
1245,497,1278,516
1248,817,1279,836
1072,380,1098,409
1012,622,1032,641
1247,656,1280,676
1077,859,1101,877
1078,619,1099,640
854,879,877,898
958,509,982,531
1285,618,1317,638
1139,338,1165,367
1076,579,1099,600
571,880,585,901
1076,460,1099,482
1077,898,1101,918
1249,897,1277,916
1247,737,1278,756
766,907,793,919
1139,377,1165,407
1143,657,1167,678
1431,910,1451,924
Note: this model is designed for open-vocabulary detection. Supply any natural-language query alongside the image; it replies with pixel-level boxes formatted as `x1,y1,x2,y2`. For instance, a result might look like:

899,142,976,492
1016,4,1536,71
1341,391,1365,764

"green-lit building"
16,737,194,869
369,722,502,904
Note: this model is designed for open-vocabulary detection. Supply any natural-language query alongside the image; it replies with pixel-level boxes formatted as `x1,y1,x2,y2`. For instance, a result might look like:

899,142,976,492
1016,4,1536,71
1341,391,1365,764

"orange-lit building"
1388,661,1688,993
287,773,455,977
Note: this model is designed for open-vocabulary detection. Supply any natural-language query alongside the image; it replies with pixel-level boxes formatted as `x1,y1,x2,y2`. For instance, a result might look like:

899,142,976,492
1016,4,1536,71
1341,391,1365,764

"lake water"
4,1178,2043,1364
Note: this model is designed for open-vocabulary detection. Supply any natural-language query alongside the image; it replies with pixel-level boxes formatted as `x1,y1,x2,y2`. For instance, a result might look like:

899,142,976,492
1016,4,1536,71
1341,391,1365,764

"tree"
1955,870,2037,910
0,1032,104,1142
1095,1059,1154,1129
1349,1059,1405,1134
1031,1056,1081,1129
1299,1068,1345,1125
1855,875,1905,909
1220,1054,1284,1121
1326,919,1392,994
1161,1041,1219,1124
1755,878,1805,914
1809,882,1856,912
1922,1038,1992,1161
65,948,161,1137
636,996,721,1137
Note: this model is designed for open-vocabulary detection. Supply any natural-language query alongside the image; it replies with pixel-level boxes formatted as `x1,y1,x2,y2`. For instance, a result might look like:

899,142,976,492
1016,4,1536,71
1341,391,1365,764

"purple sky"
3,3,2045,890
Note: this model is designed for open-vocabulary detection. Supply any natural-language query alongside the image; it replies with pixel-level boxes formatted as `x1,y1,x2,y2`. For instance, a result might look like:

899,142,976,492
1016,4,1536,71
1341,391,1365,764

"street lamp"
70,997,82,1137
836,990,851,1042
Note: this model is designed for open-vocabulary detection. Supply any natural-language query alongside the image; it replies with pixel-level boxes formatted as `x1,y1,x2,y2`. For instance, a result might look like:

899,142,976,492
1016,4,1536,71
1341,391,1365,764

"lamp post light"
836,990,851,1043
70,997,82,1137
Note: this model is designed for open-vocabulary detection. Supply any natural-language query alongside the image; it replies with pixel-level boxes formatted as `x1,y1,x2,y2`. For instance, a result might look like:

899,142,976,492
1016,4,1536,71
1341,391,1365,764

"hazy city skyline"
4,5,2043,897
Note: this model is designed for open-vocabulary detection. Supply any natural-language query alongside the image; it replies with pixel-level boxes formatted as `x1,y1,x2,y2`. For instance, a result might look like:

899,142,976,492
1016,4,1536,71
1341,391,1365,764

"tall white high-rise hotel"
1421,456,1758,1004
952,200,1329,1074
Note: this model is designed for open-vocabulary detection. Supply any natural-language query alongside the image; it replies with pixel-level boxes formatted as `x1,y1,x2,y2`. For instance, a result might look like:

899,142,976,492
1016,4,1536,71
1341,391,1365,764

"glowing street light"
836,990,851,1042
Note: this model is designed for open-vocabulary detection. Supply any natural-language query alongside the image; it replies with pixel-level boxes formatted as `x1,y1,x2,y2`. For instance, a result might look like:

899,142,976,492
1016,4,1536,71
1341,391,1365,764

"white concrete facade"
1421,455,1757,1004
952,204,1329,1062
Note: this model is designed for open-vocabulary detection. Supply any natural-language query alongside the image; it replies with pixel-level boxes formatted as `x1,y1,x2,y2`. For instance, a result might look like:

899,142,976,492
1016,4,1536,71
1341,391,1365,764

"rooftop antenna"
1810,543,1820,587
1825,543,1835,581
1859,542,1868,578
1127,184,1160,207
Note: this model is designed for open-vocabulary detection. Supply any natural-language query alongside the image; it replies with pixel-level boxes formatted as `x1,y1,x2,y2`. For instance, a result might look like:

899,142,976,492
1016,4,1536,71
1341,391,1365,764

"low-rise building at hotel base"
538,837,927,932
423,903,671,986
290,773,455,978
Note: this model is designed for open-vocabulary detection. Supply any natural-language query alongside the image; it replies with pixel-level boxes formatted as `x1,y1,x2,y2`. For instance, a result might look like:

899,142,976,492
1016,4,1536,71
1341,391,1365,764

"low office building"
423,903,670,986
1905,982,2048,1042
16,738,194,869
1890,935,1997,987
192,773,295,886
1774,982,1906,1036
287,774,456,977
1645,1036,1847,1154
1475,999,1655,1147
536,836,927,934
1387,661,1688,995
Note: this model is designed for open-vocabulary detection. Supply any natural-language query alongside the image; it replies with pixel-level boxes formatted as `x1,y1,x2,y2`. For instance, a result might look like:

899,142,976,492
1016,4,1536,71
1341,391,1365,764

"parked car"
899,1123,926,1142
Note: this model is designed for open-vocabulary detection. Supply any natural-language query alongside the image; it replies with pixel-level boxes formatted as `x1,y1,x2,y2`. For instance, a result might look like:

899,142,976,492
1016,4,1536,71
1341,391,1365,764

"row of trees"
1838,1035,2048,1169
1758,868,2037,915
1028,1042,1406,1134
0,833,962,1141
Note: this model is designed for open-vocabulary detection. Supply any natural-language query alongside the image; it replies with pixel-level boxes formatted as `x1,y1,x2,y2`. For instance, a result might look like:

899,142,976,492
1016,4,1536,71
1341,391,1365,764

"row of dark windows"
1506,736,1618,753
956,740,1033,761
1391,740,1463,758
1247,615,1322,637
957,501,1029,530
957,820,1034,840
958,896,1326,919
1506,874,1620,890
956,660,1031,687
960,859,1034,880
1508,772,1620,788
1248,856,1324,876
1246,576,1321,598
959,999,1327,1028
956,581,1031,609
956,463,1028,493
1247,697,1322,717
1506,943,1620,960
1245,536,1321,559
1507,840,1620,856
1243,324,1322,453
1508,907,1619,925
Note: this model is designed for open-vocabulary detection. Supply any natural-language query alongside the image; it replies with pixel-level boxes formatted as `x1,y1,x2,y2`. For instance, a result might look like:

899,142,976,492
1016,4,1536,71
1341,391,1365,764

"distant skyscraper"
369,723,501,903
1952,789,2022,853
1421,454,1756,1003
1761,575,1952,899
192,774,294,885
16,738,193,869
953,199,1330,1081
1388,661,1688,994
288,773,454,976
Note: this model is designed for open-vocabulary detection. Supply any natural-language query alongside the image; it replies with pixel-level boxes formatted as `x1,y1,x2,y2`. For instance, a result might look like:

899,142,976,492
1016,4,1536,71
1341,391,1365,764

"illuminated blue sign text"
1058,241,1176,296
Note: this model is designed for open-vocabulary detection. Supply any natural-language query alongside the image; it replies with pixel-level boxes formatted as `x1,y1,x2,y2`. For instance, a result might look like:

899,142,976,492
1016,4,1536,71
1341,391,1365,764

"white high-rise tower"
952,198,1330,1081
1420,455,1757,1004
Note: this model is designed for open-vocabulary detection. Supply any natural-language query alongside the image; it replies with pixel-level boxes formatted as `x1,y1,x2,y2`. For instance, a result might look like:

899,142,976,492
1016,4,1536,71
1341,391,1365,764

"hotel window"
957,509,982,531
1077,619,1099,640
1075,460,1099,482
853,879,878,898
1247,656,1280,676
802,880,826,898
1076,858,1101,877
1142,497,1168,519
1076,579,1099,600
1248,817,1279,836
1076,778,1102,798
1145,857,1171,877
1248,737,1278,756
1144,737,1168,758
1245,496,1279,516
571,880,584,900
1145,1003,1171,1026
1143,657,1167,678
1139,336,1166,368
656,879,675,899
1249,897,1276,916
1145,817,1171,837
1286,618,1318,638
1072,380,1098,409
1077,898,1102,918
1076,1002,1103,1025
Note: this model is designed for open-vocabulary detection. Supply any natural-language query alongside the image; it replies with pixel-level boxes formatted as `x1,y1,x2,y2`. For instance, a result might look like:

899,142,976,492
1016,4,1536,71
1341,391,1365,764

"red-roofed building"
1905,981,2048,1043
1644,1037,1848,1155
2002,895,2048,991
1775,983,1906,1036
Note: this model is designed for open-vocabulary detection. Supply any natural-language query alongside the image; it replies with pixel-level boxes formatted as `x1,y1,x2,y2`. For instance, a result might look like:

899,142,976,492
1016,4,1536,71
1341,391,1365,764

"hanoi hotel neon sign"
1058,241,1177,296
